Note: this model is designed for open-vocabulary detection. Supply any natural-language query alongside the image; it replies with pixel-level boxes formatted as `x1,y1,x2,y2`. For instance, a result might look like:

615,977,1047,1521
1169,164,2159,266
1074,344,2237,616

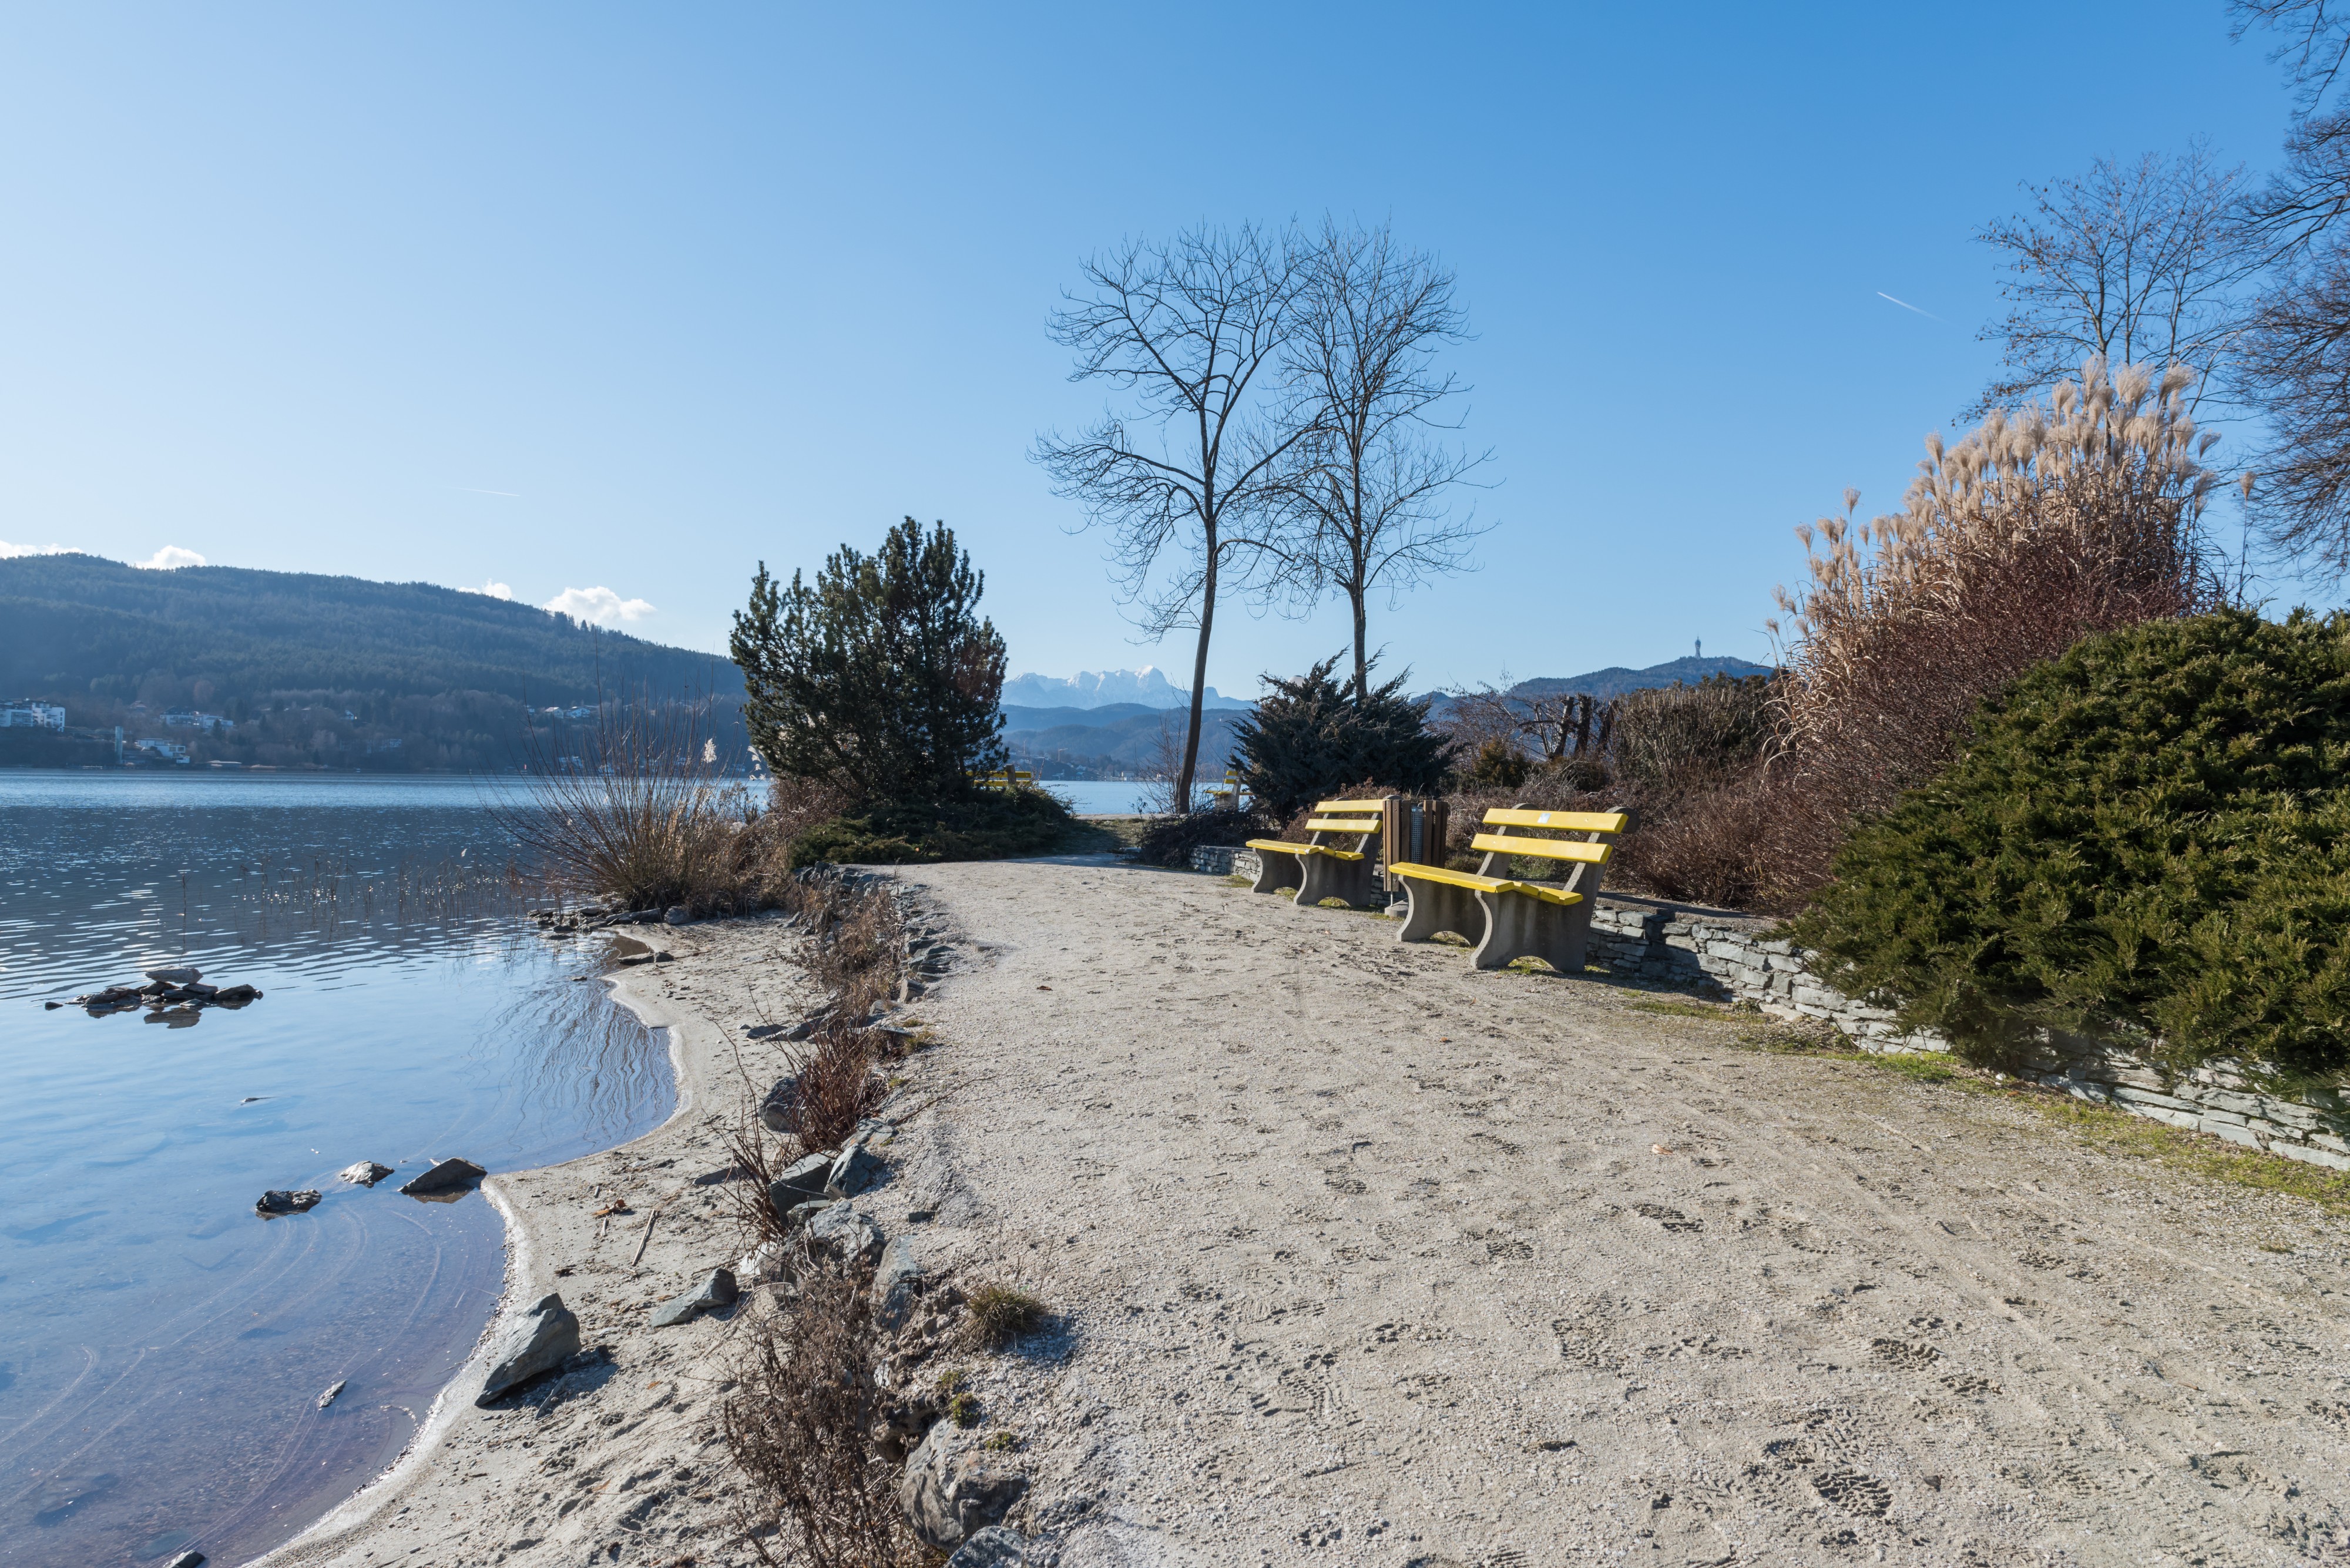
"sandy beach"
261,851,2350,1566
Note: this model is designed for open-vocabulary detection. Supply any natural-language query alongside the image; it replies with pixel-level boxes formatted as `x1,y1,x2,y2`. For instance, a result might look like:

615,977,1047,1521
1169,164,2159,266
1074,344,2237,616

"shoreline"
253,911,815,1568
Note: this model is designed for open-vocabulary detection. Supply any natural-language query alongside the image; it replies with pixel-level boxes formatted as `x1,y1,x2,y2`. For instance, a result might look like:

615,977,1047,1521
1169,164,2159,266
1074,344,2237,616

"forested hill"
0,554,741,772
1,555,738,704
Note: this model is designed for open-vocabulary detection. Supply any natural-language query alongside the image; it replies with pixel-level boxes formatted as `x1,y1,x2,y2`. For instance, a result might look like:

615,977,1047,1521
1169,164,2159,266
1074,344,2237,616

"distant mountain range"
1000,667,1250,711
0,553,741,771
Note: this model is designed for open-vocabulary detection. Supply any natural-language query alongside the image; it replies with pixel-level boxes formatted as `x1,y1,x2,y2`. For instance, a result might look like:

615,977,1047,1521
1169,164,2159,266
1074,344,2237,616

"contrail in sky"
456,488,522,497
1876,291,1941,321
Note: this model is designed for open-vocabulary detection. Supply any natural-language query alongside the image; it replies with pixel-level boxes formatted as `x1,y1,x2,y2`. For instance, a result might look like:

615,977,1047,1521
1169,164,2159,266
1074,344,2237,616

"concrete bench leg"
1297,854,1377,909
1471,891,1588,972
1396,878,1483,945
1249,849,1304,896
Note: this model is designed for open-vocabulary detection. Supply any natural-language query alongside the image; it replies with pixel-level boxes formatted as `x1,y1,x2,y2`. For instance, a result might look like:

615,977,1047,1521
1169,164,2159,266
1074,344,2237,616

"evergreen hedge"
1792,609,2350,1084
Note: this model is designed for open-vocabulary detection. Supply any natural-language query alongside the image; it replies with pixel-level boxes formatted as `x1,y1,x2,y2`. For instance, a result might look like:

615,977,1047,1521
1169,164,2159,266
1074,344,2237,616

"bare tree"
2228,2,2350,572
1972,147,2252,417
1034,224,1311,812
1275,220,1490,701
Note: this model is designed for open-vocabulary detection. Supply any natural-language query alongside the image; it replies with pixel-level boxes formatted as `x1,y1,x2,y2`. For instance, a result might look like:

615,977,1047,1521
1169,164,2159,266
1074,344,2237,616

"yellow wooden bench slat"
1480,808,1629,834
1387,861,1583,906
1246,838,1366,862
1304,816,1381,833
1468,832,1610,864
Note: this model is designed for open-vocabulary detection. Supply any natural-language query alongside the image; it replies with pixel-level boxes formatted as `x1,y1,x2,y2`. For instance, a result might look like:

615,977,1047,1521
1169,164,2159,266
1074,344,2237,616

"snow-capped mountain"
1001,667,1250,711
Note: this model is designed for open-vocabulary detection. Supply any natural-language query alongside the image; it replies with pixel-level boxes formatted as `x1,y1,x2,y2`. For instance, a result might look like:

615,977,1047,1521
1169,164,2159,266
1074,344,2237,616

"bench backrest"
1305,798,1385,852
1472,807,1630,896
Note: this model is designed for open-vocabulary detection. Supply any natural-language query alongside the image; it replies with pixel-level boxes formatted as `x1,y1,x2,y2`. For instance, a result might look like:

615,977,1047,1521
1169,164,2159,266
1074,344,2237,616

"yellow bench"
1388,807,1629,972
1244,798,1386,909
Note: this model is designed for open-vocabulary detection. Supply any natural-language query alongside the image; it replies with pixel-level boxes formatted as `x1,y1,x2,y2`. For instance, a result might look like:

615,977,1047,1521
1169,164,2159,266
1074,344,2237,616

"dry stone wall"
1206,849,2350,1173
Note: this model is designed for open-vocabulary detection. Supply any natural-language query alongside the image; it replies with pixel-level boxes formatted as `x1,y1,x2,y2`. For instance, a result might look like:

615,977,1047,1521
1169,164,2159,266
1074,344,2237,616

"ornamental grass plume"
1761,358,2226,903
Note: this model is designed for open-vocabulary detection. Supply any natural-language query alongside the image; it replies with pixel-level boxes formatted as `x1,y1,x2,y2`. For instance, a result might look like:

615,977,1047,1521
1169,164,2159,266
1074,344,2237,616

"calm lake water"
0,772,672,1568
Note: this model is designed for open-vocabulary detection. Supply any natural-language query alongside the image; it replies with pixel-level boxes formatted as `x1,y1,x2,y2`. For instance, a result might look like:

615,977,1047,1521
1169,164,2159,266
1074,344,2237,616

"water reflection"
0,774,672,1568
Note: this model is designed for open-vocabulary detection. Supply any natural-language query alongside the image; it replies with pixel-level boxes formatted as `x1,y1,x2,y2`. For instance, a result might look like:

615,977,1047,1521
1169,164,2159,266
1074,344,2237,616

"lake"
0,772,672,1568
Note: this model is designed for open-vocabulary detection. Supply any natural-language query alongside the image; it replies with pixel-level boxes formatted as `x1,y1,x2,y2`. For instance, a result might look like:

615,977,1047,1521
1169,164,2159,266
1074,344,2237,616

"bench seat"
1382,861,1580,905
1244,838,1365,862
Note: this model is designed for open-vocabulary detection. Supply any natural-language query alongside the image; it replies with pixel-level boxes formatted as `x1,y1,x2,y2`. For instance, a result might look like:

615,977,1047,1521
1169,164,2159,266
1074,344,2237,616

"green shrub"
791,788,1081,866
1793,609,2350,1084
1133,806,1272,867
1235,654,1453,820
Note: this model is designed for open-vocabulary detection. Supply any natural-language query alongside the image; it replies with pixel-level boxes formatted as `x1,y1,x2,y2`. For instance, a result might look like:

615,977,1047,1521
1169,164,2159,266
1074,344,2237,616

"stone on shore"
400,1157,486,1196
805,1201,885,1267
827,1141,884,1198
650,1268,739,1327
255,1189,321,1216
476,1294,582,1405
767,1151,834,1214
337,1161,393,1187
947,1527,1030,1568
899,1422,1028,1550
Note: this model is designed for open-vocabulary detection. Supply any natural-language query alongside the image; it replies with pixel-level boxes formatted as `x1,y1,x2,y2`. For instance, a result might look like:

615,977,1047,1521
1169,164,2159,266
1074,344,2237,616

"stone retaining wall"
1585,892,2350,1173
1196,857,2350,1173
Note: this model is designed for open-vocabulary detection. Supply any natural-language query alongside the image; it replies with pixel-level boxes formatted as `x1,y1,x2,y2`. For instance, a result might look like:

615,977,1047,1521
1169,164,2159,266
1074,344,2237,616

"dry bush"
504,699,809,915
723,1272,920,1568
1762,358,2224,904
961,1281,1049,1349
784,1023,887,1157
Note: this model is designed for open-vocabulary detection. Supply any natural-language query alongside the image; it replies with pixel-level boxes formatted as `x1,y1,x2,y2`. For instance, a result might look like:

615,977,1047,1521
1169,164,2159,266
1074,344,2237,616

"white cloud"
543,585,655,625
462,580,515,600
0,539,72,558
135,545,207,570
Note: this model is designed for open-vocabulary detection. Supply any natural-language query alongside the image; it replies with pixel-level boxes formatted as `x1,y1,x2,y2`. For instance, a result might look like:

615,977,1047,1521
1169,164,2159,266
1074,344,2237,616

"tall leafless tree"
2230,1,2350,572
1034,224,1311,813
1274,220,1490,701
1971,147,2252,418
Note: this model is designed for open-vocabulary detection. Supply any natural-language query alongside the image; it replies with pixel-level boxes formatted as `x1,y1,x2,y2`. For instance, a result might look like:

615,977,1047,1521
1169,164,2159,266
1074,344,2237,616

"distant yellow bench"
1388,807,1629,972
1244,798,1386,909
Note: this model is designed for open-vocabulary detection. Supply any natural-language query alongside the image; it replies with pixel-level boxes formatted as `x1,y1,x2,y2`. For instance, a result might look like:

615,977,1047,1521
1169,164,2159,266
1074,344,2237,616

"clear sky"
0,2,2315,696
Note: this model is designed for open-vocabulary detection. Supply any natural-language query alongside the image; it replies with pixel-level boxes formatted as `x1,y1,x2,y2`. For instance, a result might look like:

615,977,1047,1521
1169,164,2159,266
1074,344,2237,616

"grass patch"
962,1280,1048,1349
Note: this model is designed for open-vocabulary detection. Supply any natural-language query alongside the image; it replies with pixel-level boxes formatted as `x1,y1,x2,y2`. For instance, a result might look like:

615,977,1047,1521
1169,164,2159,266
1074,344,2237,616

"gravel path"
888,855,2350,1566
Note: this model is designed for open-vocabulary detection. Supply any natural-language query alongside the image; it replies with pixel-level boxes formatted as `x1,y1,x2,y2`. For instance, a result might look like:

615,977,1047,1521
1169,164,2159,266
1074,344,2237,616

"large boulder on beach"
476,1294,581,1404
899,1421,1028,1550
400,1157,486,1196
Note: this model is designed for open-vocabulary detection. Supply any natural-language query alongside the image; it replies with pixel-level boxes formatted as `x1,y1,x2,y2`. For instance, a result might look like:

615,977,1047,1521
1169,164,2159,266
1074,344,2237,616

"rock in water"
766,1151,834,1216
144,966,202,985
475,1294,582,1405
649,1268,739,1327
899,1422,1028,1550
255,1189,321,1216
317,1379,346,1409
399,1157,486,1196
337,1161,393,1187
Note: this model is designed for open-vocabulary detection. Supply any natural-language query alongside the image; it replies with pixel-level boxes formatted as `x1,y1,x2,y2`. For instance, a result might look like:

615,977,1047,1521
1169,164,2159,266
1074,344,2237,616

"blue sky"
0,2,2312,695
